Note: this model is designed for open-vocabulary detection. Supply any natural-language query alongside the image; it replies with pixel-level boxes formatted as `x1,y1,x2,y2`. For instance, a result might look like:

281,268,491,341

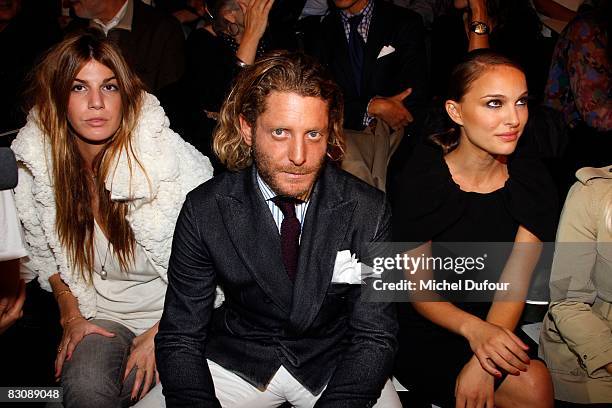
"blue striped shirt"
256,172,310,239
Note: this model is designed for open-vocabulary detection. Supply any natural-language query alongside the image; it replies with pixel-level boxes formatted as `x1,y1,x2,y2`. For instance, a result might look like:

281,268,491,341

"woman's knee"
496,360,554,408
61,327,132,407
61,365,121,408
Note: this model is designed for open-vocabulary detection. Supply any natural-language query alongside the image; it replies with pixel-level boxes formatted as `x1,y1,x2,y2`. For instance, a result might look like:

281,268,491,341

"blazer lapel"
289,164,357,333
217,168,293,312
329,11,358,96
362,3,386,90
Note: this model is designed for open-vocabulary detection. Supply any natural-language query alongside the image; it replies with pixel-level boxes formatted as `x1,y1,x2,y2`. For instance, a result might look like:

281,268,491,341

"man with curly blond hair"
150,51,400,408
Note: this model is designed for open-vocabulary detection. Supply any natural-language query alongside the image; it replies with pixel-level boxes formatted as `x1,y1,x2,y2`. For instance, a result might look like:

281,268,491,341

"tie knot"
271,196,300,217
348,13,363,30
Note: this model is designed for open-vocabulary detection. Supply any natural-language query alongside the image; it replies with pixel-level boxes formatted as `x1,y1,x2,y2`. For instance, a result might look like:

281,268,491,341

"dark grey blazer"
156,163,398,407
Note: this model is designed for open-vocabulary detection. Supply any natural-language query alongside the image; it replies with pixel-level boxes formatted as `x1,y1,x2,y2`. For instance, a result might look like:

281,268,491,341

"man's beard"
252,142,325,200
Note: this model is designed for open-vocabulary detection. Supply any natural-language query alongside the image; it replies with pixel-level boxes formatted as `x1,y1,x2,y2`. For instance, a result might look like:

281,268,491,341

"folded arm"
344,10,427,130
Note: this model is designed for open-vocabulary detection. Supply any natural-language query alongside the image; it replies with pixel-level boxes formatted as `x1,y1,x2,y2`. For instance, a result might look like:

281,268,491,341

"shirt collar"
340,0,373,20
256,171,277,202
92,0,132,35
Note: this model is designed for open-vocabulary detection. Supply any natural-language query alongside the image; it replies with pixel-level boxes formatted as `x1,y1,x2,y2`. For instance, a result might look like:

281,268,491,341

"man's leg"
372,378,402,408
284,367,402,408
133,360,287,408
278,365,322,408
341,124,403,192
208,360,286,407
370,120,404,192
340,128,378,187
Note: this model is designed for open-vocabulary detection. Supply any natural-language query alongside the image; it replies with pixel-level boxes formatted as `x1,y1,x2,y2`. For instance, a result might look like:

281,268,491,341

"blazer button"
583,354,588,360
263,297,272,304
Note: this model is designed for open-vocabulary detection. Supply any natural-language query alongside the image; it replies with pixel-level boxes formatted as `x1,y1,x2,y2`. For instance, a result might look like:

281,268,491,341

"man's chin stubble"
270,176,311,199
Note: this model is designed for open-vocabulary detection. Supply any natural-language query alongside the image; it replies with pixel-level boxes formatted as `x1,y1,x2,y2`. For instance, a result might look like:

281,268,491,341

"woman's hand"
238,0,274,43
464,0,489,50
235,0,274,65
462,318,530,376
467,0,487,16
123,324,159,401
55,317,116,380
455,355,495,408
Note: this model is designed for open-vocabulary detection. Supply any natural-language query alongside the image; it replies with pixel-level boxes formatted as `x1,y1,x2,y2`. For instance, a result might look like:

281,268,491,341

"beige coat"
539,165,612,404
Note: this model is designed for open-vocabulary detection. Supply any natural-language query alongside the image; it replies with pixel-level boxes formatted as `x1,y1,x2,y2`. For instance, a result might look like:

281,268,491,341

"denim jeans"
61,319,138,408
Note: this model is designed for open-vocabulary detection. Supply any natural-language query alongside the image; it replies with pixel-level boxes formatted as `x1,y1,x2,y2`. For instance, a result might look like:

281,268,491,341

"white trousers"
135,360,402,408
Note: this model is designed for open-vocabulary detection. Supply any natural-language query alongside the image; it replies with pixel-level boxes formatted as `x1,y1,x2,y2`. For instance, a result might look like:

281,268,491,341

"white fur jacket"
12,93,214,318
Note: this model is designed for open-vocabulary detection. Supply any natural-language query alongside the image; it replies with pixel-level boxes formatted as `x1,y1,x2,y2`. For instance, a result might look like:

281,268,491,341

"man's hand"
367,88,414,131
0,279,25,335
455,355,495,408
123,324,159,401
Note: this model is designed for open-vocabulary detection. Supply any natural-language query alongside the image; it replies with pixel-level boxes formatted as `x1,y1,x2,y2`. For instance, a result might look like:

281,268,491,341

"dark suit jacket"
66,0,184,93
312,0,428,131
156,163,398,407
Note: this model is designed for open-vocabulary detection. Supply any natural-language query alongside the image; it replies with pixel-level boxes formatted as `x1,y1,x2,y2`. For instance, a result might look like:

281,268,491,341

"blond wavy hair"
28,29,146,281
213,51,345,171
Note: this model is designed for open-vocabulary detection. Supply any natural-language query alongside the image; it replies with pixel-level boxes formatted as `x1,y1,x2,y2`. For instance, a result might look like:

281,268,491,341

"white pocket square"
331,250,362,284
377,45,395,59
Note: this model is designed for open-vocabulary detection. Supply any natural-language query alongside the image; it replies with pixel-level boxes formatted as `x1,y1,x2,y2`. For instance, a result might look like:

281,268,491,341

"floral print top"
544,12,612,131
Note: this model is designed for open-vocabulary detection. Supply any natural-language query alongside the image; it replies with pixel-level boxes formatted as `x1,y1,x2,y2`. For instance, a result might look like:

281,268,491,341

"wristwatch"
469,20,490,35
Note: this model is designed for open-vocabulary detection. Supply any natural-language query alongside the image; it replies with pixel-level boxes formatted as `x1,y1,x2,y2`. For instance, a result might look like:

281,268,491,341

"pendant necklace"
91,173,109,279
94,224,110,280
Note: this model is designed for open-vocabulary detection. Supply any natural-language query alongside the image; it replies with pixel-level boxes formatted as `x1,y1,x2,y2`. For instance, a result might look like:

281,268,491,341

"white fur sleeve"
13,165,56,291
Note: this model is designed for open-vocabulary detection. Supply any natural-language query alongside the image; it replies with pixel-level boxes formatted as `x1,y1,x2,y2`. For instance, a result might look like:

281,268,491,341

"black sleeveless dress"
391,142,558,406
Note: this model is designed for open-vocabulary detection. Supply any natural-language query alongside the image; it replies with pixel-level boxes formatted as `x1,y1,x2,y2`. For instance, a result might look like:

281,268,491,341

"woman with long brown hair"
11,30,213,407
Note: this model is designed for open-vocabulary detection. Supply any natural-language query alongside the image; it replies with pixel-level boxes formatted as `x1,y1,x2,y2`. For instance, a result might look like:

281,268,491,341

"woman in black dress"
392,50,557,407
